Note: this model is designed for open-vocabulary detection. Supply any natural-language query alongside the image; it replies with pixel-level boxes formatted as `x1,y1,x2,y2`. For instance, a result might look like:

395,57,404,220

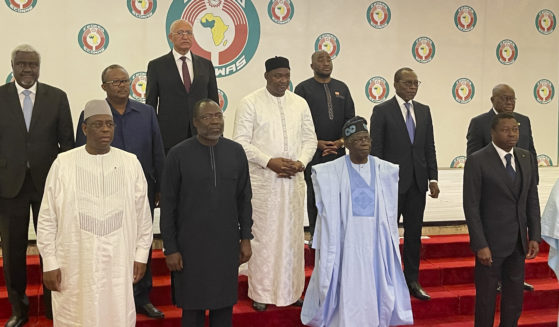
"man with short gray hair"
0,44,74,326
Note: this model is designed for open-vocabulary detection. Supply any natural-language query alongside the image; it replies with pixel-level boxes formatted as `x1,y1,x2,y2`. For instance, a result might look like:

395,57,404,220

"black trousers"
304,166,318,237
133,179,155,306
0,170,50,316
397,180,426,283
474,239,525,327
181,306,233,327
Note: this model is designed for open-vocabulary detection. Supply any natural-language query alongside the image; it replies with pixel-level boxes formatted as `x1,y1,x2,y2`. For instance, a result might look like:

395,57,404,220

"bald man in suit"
0,44,74,327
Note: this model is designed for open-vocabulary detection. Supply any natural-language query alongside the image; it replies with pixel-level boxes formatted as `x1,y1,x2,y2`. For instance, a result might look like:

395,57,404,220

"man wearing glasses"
466,83,537,292
370,67,440,301
75,64,165,318
146,19,219,153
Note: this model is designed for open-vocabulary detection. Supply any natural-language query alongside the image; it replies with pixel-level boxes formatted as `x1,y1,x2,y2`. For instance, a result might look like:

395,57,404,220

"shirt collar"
395,94,411,107
106,98,139,116
492,107,499,115
173,49,192,62
492,141,514,159
15,81,37,95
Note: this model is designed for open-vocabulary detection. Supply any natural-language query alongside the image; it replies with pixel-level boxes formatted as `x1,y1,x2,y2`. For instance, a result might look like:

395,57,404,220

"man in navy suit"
370,67,439,300
0,44,74,327
146,19,219,153
463,112,540,327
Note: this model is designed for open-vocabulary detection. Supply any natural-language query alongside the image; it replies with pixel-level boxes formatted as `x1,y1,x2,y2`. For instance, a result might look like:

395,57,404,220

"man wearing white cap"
36,100,153,327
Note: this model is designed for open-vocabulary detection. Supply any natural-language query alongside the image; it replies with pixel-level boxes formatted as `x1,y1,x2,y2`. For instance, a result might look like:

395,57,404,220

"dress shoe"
5,315,28,327
523,281,534,291
407,281,431,301
292,298,304,306
136,303,164,319
252,301,267,311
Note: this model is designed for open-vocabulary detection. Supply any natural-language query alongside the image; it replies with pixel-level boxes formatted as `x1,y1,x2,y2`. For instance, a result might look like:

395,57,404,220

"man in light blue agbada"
301,116,413,327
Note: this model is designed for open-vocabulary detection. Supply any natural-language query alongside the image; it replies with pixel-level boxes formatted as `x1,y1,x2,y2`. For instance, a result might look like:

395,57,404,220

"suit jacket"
146,51,218,150
466,109,536,157
370,96,438,194
463,144,541,257
0,81,74,198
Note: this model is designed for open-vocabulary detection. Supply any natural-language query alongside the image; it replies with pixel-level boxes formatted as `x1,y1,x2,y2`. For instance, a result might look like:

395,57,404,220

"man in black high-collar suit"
0,44,74,327
146,19,219,153
370,67,439,301
463,112,540,327
466,83,538,292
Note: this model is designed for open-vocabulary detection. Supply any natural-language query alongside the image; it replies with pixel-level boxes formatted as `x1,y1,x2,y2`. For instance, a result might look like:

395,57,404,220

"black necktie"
505,153,516,180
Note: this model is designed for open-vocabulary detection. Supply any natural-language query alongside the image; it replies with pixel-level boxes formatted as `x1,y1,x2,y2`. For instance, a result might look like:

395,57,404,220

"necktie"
404,102,415,143
22,89,33,131
180,56,191,93
505,153,516,180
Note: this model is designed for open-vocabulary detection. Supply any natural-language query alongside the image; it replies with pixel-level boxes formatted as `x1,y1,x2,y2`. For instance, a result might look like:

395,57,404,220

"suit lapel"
515,148,531,197
487,145,517,197
29,82,44,132
191,54,199,86
6,83,28,132
413,101,424,143
166,51,186,92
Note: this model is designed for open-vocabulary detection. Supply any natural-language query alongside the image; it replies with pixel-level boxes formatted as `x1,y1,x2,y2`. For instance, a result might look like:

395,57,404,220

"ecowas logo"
496,39,517,65
412,37,435,63
537,154,553,167
218,89,228,111
5,72,14,84
365,76,389,103
454,5,477,32
78,24,109,55
128,0,157,19
450,156,467,168
315,33,340,59
367,2,391,29
5,0,36,13
268,0,293,25
167,0,260,78
535,9,556,35
533,79,554,104
452,78,475,104
129,72,147,103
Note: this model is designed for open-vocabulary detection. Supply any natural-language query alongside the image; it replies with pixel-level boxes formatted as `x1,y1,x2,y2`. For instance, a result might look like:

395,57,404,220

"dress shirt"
395,93,416,125
15,82,37,109
173,49,193,84
492,142,516,171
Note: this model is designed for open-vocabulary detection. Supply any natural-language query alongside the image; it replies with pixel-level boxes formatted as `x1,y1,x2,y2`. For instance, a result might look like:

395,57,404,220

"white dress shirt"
15,81,37,110
492,142,516,171
172,49,193,84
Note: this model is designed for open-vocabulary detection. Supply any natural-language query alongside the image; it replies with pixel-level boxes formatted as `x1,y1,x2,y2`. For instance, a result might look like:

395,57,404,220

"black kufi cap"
265,56,290,72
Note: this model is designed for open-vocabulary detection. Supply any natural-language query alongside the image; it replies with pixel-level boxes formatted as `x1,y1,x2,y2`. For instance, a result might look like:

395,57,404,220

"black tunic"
160,136,253,309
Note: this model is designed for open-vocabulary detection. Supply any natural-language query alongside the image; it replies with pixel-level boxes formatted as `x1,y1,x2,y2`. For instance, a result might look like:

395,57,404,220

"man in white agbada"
301,117,413,327
233,56,317,311
37,99,153,326
541,178,559,326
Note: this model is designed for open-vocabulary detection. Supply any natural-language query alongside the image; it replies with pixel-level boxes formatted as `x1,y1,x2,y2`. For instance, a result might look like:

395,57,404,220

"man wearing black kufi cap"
233,56,317,311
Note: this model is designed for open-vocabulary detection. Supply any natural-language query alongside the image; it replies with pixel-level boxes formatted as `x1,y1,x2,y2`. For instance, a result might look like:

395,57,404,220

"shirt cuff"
43,256,60,272
257,154,272,169
429,180,438,184
135,247,150,264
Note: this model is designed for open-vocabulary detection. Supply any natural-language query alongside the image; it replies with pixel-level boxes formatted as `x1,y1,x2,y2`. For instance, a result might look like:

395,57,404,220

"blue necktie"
22,89,33,131
505,153,516,180
404,102,415,143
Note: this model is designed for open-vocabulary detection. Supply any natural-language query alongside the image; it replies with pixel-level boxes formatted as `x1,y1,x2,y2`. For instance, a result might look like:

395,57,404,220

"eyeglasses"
400,80,421,87
103,79,130,87
499,96,517,102
199,112,224,121
348,135,371,145
172,30,194,37
88,121,115,129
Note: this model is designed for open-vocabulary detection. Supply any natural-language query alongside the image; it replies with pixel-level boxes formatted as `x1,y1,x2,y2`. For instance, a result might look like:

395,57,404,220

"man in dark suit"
0,44,74,327
467,83,537,292
146,19,219,153
463,112,540,327
370,67,439,301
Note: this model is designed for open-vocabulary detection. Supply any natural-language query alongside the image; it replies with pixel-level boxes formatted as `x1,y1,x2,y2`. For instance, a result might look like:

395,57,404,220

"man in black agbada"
160,99,253,327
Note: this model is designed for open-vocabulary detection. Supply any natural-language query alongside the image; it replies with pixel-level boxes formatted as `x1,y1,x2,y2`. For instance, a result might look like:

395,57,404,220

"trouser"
181,306,233,327
397,180,426,283
304,166,318,237
474,238,525,327
134,179,155,306
0,170,50,317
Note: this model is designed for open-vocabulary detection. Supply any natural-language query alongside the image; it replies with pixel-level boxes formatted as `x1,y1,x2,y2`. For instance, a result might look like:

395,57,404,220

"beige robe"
233,87,317,306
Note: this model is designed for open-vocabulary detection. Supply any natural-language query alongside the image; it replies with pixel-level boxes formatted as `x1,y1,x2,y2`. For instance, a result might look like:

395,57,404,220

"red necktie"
180,56,191,93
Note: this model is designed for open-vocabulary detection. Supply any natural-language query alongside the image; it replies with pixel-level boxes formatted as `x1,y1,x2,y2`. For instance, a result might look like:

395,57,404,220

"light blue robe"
301,155,413,327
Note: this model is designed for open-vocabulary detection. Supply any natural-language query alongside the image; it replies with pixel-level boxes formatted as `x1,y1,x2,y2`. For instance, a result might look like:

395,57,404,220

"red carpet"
0,235,557,326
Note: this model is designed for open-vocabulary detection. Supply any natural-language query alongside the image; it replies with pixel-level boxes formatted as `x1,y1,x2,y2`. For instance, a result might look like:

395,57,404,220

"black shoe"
407,281,431,301
5,315,29,327
523,281,535,291
252,301,267,311
292,298,304,306
136,303,164,319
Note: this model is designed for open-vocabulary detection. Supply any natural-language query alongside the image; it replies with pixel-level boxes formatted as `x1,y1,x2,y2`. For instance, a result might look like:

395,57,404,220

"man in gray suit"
146,19,219,153
0,44,74,327
463,112,540,327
